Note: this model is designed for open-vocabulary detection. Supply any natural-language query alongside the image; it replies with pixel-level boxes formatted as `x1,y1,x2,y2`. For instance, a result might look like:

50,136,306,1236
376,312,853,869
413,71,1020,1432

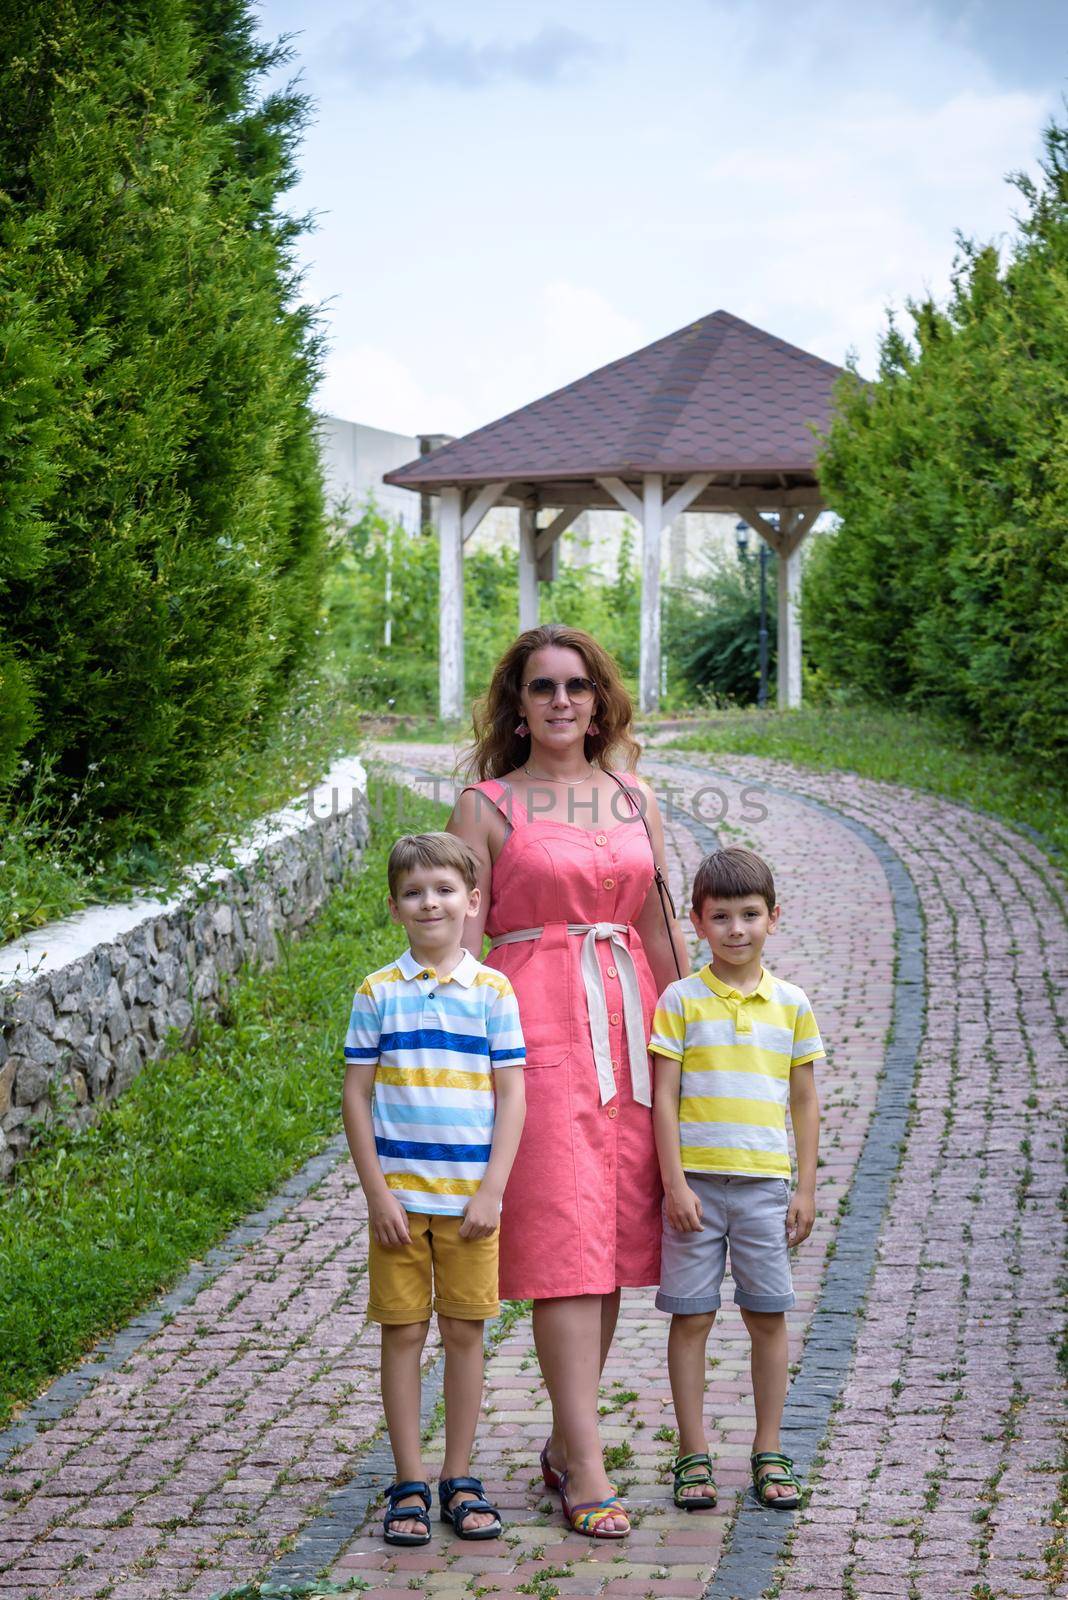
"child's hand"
369,1192,411,1247
786,1187,815,1247
459,1187,501,1240
665,1182,703,1233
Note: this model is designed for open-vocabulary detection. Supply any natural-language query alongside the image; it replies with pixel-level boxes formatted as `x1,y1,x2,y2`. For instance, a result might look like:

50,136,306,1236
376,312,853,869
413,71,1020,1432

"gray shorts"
655,1173,795,1316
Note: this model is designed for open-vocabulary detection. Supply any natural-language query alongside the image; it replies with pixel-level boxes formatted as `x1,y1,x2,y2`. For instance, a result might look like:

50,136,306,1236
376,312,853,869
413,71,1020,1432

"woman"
447,623,690,1537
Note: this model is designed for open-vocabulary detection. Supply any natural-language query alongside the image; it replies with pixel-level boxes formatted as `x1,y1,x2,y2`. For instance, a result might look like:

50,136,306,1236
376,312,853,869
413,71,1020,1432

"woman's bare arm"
446,785,498,956
631,781,691,993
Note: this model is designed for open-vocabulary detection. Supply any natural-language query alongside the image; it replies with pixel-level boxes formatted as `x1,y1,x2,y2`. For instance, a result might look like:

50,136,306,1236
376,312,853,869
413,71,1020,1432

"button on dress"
470,774,662,1300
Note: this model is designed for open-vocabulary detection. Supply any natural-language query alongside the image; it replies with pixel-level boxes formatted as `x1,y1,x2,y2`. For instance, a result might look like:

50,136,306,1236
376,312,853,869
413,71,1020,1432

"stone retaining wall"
0,758,368,1178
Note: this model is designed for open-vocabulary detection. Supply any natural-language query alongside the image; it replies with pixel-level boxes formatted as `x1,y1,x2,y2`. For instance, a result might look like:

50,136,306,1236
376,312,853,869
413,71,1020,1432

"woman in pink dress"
447,624,689,1537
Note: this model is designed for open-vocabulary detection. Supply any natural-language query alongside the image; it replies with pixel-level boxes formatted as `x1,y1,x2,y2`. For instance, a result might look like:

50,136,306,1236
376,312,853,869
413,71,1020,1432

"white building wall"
316,415,424,533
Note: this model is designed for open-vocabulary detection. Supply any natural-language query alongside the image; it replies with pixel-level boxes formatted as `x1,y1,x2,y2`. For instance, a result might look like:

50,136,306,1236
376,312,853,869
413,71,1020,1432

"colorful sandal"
560,1471,631,1539
438,1475,503,1540
750,1451,801,1510
672,1451,718,1510
382,1480,432,1546
540,1438,565,1493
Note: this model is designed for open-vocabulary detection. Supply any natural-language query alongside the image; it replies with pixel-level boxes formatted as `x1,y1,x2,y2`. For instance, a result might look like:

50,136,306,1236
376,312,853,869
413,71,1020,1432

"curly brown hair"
460,623,642,781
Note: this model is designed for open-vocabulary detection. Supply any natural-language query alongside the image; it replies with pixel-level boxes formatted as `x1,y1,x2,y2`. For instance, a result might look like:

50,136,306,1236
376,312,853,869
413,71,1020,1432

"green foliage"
808,116,1068,763
667,704,1068,867
323,512,643,709
665,548,777,705
0,1,325,845
0,778,447,1424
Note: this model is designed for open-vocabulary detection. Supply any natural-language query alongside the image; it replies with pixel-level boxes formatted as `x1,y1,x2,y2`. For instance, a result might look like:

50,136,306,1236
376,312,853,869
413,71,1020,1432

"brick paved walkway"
671,754,1064,1600
0,742,1061,1600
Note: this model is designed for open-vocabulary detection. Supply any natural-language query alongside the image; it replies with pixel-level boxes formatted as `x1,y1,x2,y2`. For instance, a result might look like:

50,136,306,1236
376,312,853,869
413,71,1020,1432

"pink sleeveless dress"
471,774,662,1300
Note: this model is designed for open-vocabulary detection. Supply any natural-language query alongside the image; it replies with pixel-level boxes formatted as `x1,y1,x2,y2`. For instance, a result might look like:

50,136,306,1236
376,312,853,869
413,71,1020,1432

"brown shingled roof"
384,310,846,495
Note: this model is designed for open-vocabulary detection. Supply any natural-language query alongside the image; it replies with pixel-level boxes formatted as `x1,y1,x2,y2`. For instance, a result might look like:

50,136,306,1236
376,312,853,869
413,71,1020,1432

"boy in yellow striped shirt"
650,847,823,1513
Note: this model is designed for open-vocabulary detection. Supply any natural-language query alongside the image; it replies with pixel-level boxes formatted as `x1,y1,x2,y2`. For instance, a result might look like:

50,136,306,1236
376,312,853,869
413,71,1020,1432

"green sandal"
672,1451,718,1510
750,1451,801,1510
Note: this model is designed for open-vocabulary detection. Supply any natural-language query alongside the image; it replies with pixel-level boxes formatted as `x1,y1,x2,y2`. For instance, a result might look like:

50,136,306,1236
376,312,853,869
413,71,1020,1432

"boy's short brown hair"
387,832,480,899
691,847,776,914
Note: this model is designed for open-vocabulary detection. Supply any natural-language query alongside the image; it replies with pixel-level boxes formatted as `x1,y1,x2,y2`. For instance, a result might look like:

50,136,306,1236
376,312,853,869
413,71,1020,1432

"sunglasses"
523,676,598,705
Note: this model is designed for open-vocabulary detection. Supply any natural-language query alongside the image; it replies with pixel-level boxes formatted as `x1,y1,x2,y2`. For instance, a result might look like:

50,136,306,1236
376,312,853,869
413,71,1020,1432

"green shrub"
0,1,325,845
665,549,778,705
808,116,1068,763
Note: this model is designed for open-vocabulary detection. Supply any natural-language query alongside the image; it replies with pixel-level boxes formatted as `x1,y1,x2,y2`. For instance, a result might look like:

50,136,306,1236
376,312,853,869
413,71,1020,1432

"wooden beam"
461,481,509,544
534,506,582,563
597,476,643,520
639,474,663,714
518,506,538,631
782,505,821,556
726,501,786,552
439,487,464,721
662,472,714,526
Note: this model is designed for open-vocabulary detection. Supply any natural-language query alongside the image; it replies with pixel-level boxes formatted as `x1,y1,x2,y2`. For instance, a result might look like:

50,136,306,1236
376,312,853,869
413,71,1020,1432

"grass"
661,703,1068,867
0,777,448,1427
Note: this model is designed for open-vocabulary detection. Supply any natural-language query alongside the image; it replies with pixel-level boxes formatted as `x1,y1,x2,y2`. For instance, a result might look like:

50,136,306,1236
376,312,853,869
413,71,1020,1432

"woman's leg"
533,1294,629,1533
542,1288,622,1478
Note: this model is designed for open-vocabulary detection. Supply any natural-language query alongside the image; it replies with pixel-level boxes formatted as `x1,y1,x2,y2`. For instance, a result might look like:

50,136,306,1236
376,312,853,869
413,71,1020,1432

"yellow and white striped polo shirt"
650,965,824,1179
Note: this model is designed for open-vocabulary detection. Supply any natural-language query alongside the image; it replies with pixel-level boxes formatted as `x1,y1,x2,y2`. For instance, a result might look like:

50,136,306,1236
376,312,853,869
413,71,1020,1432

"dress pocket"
494,923,573,1069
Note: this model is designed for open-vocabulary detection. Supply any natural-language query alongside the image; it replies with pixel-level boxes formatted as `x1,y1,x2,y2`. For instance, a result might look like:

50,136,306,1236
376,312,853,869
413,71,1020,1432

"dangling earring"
515,720,529,738
587,720,599,737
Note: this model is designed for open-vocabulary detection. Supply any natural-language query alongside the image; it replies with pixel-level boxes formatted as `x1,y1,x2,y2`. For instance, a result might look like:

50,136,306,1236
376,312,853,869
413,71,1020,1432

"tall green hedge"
806,118,1068,764
0,1,325,843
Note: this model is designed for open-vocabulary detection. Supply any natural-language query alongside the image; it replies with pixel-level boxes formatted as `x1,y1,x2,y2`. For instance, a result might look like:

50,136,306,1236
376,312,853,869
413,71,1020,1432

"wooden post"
777,533,803,710
439,487,464,721
518,505,538,631
639,473,663,714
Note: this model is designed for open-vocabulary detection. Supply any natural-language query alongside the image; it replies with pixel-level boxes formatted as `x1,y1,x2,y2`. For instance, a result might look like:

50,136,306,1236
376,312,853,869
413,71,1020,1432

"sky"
252,0,1067,438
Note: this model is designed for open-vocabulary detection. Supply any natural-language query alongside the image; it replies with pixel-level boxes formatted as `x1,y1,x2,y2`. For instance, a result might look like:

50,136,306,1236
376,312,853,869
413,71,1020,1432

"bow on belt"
487,922,651,1108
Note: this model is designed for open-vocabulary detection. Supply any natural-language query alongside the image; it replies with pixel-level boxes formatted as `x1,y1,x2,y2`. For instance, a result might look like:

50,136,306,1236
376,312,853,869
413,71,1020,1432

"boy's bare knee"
381,1319,430,1352
672,1310,717,1338
437,1314,485,1350
740,1309,785,1339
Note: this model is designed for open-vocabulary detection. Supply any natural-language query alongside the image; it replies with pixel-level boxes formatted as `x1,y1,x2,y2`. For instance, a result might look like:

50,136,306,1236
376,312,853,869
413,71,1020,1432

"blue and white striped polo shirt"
344,947,526,1216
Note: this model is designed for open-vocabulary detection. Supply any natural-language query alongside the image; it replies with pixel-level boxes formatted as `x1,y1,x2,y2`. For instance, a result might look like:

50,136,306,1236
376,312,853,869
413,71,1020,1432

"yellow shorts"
368,1211,500,1325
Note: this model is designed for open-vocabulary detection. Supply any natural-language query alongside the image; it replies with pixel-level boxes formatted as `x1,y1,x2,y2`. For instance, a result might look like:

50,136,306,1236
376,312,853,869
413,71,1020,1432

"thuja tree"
806,116,1068,763
0,0,325,842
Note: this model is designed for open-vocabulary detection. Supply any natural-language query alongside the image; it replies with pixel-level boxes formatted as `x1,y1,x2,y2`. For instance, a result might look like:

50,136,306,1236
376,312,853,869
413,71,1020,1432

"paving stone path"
0,741,1061,1600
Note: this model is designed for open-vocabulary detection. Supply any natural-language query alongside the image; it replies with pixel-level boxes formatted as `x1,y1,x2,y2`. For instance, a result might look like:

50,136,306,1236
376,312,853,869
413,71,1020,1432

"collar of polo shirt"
699,964,774,1003
397,947,480,987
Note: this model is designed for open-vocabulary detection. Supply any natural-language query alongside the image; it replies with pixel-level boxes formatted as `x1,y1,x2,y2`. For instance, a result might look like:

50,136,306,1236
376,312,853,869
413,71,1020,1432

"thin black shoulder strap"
605,771,682,978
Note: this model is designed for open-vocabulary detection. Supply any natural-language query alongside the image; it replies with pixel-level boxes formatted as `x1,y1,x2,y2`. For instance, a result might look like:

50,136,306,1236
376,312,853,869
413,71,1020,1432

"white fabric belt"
487,922,651,1108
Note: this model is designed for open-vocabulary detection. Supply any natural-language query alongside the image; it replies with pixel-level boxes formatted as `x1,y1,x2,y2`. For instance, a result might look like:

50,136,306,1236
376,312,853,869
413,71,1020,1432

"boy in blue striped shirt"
343,833,526,1547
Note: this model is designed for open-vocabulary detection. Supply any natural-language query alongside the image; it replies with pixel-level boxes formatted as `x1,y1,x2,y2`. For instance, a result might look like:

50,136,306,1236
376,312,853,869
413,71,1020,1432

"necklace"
523,764,595,787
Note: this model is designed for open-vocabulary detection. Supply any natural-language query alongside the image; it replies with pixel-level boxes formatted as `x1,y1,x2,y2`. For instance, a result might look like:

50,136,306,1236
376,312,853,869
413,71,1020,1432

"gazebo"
384,310,846,719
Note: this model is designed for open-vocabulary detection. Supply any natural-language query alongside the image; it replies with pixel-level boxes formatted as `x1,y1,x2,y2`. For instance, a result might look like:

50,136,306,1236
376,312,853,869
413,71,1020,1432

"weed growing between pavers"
0,778,448,1426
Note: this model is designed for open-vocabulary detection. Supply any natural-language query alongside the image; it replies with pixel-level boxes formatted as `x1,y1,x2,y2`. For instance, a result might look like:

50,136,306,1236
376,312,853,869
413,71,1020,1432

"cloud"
316,344,480,438
317,282,646,437
322,3,604,91
692,85,1048,374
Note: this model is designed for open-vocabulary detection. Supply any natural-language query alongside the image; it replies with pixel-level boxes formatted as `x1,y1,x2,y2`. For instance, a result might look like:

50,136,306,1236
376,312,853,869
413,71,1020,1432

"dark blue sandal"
438,1475,503,1540
383,1480,432,1545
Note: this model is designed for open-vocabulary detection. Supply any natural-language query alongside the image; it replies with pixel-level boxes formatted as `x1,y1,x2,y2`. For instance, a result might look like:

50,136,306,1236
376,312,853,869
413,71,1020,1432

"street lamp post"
757,539,769,710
